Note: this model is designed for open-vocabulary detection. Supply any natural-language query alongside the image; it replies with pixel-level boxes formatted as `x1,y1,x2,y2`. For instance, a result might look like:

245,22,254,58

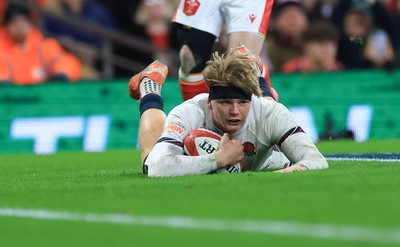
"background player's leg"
228,33,279,101
227,32,265,55
176,24,216,100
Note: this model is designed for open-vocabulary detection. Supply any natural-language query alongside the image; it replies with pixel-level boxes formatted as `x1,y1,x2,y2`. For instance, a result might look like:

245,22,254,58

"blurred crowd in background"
0,0,399,84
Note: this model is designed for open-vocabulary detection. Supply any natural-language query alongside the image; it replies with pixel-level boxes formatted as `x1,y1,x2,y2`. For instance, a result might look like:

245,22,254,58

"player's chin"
223,123,242,133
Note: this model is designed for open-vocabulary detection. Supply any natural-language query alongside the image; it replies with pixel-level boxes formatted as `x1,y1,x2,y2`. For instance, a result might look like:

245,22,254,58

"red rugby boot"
229,43,264,76
128,60,168,100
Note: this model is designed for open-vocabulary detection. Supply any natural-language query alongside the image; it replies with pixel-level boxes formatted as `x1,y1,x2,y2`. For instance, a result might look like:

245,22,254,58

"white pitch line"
1,208,400,244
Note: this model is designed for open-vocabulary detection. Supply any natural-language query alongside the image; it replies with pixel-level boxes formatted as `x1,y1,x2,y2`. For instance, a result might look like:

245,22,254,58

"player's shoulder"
174,93,208,110
252,95,284,111
168,93,209,120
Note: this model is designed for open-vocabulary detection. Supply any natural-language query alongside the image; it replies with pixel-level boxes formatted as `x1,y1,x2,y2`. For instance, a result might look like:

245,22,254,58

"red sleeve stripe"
277,126,304,149
259,0,274,37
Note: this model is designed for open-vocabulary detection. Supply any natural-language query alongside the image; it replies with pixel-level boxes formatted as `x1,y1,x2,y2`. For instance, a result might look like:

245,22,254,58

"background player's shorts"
172,0,273,38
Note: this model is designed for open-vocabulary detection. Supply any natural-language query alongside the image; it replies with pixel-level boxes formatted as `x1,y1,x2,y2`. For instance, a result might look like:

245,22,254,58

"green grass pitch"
1,139,399,247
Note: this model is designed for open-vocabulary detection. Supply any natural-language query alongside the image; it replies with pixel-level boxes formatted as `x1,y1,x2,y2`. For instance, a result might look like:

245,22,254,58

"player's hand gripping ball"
183,128,242,174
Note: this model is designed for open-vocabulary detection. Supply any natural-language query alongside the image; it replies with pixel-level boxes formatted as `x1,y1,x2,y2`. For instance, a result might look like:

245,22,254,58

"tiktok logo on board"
10,115,110,154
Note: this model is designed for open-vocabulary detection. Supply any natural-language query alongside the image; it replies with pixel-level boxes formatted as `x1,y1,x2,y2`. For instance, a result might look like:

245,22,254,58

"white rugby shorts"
172,0,273,38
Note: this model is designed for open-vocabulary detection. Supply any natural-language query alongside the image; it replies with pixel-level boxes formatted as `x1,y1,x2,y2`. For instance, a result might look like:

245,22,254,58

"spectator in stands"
135,0,178,51
265,0,309,72
0,3,81,84
134,0,180,75
42,0,115,79
282,20,344,73
304,0,339,21
0,0,46,25
383,0,400,68
95,0,179,78
330,0,397,69
0,0,6,24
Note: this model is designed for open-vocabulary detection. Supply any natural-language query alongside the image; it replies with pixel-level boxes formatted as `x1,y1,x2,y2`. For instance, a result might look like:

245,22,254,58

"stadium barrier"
1,70,399,154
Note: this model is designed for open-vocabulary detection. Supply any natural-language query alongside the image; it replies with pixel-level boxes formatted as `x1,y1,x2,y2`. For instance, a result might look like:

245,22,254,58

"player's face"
209,98,251,134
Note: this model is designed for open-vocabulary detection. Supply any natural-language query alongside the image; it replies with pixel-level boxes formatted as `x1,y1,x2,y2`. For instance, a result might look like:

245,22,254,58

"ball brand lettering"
198,139,217,154
226,165,240,173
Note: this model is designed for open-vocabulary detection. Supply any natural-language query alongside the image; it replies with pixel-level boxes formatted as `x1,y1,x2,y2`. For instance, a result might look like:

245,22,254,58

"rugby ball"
183,128,242,174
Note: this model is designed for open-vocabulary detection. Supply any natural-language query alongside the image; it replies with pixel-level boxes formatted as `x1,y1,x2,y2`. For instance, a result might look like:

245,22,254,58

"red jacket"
282,56,345,73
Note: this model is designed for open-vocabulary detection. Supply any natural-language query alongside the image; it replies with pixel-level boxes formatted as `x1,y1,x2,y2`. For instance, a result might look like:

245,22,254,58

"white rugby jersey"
145,94,328,177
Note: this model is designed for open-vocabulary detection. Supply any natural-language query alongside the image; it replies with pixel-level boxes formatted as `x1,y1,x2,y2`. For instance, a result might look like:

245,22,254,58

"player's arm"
275,164,307,173
145,102,238,177
145,140,218,177
265,103,328,173
276,131,328,173
146,133,243,177
275,128,329,173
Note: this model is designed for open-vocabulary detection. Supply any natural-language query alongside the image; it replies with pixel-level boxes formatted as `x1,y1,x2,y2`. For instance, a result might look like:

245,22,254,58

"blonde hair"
202,51,262,97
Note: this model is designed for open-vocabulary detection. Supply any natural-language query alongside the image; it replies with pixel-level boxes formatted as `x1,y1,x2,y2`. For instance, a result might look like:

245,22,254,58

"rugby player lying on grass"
128,45,328,177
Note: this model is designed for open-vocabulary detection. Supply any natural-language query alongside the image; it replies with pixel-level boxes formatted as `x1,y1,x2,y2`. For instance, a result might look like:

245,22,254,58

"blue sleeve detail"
157,137,184,148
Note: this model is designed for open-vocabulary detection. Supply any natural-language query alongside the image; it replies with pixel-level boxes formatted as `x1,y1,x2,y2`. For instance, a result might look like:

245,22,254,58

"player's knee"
179,45,196,75
176,24,216,75
180,45,193,61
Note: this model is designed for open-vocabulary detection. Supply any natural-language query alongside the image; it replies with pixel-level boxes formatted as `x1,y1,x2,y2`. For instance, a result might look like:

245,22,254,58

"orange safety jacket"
0,26,81,84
